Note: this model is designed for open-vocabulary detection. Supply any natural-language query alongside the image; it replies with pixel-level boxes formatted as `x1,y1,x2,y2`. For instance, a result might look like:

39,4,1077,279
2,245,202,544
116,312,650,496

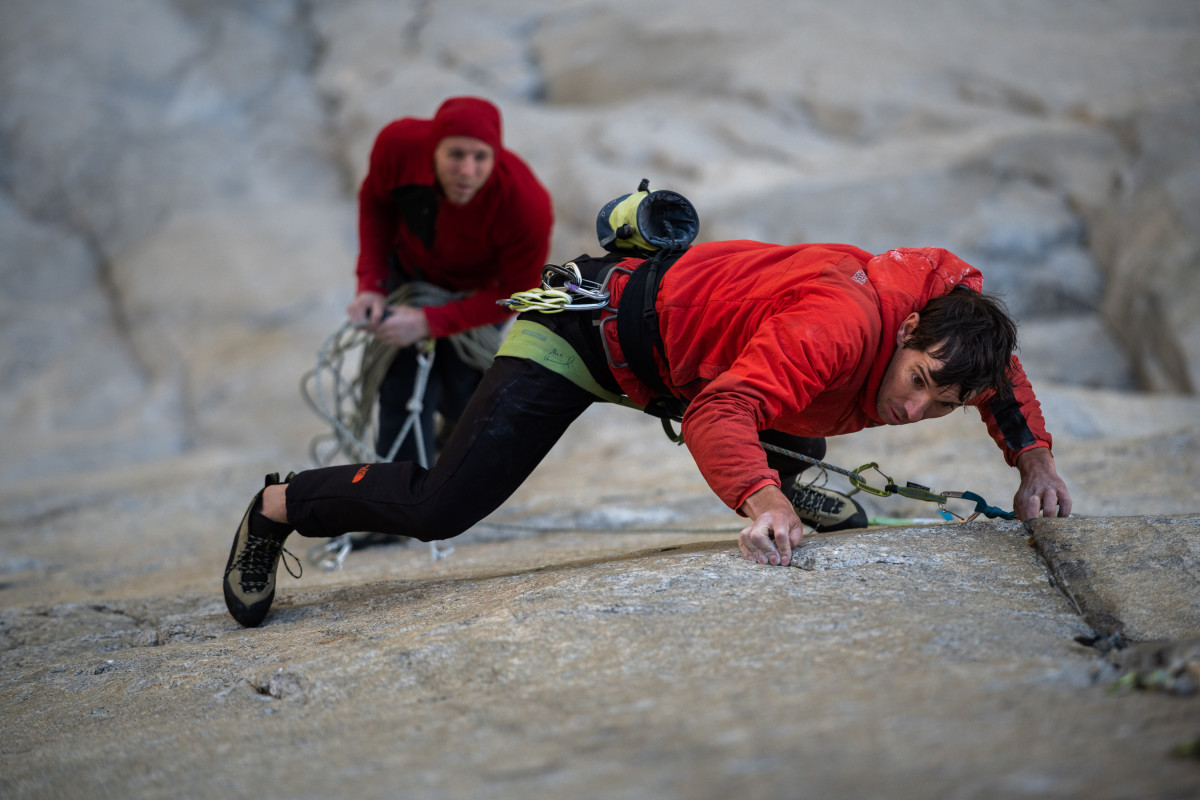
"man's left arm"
978,355,1073,519
1014,446,1072,519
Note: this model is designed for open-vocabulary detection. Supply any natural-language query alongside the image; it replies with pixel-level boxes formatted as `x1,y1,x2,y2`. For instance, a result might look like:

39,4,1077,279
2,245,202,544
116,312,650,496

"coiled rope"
300,282,503,567
301,282,500,467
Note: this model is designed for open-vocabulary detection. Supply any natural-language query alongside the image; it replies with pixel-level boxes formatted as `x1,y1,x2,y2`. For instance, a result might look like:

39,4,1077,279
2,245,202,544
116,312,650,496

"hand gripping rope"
300,282,503,569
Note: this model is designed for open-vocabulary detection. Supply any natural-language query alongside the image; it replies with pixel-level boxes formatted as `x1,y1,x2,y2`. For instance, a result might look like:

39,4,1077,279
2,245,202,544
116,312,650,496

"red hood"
396,98,509,201
859,247,984,422
431,96,503,153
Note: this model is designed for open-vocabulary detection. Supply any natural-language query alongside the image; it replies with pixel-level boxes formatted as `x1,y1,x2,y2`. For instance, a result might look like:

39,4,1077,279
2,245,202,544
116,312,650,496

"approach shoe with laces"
223,472,301,627
784,477,869,532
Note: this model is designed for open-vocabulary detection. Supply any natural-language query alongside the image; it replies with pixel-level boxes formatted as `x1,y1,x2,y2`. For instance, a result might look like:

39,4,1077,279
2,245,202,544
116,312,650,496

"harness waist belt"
497,320,623,403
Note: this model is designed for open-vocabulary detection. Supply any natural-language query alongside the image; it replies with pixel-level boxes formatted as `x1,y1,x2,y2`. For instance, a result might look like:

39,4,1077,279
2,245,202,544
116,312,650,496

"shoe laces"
231,535,303,591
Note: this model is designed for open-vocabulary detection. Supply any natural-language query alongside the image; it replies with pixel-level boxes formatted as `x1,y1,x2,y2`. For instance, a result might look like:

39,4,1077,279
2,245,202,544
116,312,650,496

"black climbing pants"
288,353,595,541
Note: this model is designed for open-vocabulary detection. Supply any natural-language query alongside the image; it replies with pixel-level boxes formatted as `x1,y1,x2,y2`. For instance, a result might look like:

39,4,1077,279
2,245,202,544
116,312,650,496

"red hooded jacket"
600,240,1052,510
356,97,554,338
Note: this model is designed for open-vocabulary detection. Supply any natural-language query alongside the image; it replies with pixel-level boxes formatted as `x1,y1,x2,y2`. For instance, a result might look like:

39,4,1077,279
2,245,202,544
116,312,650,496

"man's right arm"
738,485,808,566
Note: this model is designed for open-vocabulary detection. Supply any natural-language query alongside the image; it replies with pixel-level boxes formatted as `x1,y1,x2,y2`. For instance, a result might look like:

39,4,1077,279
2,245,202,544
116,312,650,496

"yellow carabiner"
849,462,894,497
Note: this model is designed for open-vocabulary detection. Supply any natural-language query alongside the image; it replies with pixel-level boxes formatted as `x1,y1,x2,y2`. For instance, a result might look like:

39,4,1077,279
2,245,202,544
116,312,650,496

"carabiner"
940,491,1017,521
849,462,894,497
308,534,353,571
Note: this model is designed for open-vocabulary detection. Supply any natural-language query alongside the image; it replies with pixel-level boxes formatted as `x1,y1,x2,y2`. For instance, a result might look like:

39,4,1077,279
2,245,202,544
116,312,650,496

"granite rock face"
1,1,1199,797
1030,515,1200,642
2,468,1198,798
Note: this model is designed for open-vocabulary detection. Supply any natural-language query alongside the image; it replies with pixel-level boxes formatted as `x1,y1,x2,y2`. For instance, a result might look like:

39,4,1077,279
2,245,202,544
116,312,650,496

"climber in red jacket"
348,96,554,465
602,240,1060,524
224,237,1072,628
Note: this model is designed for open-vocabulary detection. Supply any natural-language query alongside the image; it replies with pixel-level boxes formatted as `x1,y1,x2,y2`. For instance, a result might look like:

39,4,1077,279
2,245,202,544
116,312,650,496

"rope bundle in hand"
301,282,503,467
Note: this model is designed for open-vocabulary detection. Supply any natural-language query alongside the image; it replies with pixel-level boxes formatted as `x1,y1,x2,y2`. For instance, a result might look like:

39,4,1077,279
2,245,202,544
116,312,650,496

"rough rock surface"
2,1,1199,798
1031,515,1200,642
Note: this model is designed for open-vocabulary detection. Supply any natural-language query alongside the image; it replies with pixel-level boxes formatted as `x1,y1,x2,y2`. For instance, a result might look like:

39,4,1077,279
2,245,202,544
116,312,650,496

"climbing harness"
606,181,698,403
500,178,700,439
300,281,502,569
496,320,628,404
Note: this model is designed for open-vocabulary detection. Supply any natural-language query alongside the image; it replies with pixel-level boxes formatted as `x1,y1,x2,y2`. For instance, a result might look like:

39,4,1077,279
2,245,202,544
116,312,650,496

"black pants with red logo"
285,313,825,543
287,353,595,541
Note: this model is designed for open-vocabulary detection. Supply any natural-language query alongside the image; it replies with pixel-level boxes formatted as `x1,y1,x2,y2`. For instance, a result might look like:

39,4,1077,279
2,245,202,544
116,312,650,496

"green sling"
495,319,626,404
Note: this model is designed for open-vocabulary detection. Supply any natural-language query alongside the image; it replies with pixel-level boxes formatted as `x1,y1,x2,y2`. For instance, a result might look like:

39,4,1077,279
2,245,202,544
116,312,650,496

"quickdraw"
849,462,1017,521
761,443,1017,522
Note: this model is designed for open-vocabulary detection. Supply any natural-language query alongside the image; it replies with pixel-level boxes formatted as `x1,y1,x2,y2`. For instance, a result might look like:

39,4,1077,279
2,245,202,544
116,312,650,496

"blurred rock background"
2,0,1198,501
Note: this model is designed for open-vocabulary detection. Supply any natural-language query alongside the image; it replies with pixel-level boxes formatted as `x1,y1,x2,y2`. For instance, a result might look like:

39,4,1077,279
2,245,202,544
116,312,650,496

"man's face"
876,312,964,425
433,136,495,205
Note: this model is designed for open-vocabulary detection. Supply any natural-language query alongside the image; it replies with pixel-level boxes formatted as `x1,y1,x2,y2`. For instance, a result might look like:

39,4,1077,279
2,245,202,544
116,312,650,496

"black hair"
904,286,1018,402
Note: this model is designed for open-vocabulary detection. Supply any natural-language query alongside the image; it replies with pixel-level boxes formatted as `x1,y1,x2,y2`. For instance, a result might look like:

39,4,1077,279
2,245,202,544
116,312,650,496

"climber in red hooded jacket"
596,240,1066,565
601,242,1049,503
347,96,554,465
225,236,1072,628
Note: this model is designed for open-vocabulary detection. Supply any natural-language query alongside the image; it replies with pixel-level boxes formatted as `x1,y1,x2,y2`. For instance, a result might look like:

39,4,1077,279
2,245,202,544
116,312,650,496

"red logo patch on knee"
352,465,370,483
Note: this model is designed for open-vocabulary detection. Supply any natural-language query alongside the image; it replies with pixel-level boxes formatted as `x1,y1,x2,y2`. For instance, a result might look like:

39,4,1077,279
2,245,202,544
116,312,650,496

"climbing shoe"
222,472,301,627
783,477,868,532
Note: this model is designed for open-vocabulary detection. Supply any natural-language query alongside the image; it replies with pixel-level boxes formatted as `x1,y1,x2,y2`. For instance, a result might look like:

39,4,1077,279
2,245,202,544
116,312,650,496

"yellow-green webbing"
496,320,623,403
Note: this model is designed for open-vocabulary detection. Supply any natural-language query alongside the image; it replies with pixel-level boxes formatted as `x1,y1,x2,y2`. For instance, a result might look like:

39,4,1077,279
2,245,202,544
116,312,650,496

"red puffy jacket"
601,240,1052,510
356,105,554,338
